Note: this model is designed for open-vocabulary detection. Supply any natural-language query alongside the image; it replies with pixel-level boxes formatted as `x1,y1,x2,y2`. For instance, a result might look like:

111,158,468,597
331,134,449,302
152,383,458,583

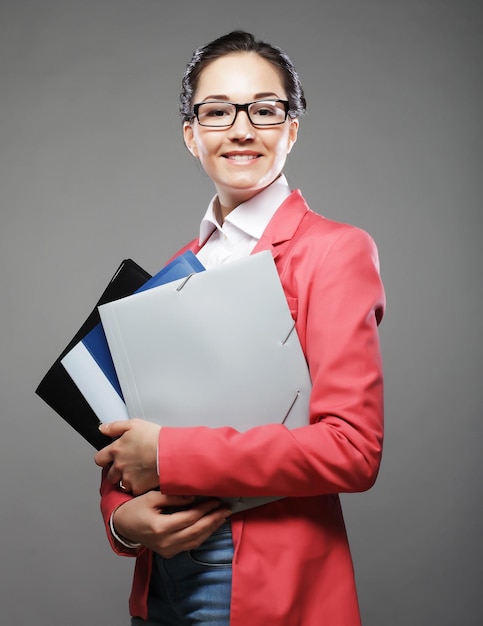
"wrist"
109,510,142,550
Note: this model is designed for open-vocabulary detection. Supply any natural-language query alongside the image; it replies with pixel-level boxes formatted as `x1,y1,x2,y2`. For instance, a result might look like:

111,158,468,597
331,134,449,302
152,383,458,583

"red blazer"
100,190,385,625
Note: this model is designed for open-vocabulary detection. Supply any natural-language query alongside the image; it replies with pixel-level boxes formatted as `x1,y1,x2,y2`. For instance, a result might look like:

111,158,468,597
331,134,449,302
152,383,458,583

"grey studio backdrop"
1,1,481,624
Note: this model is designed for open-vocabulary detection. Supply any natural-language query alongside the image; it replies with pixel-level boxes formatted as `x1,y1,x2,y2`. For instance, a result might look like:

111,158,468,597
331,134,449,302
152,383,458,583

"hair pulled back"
180,30,306,122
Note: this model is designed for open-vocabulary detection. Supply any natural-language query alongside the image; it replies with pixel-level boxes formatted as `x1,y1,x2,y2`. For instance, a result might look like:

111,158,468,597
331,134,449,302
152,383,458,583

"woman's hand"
95,419,160,495
113,491,231,558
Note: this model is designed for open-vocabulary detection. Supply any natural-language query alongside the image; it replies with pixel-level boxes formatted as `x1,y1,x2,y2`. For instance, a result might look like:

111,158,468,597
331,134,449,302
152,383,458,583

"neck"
213,197,227,226
214,175,284,224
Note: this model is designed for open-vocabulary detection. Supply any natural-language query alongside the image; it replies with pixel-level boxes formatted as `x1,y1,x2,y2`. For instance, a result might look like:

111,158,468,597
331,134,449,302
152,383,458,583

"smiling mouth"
224,154,260,161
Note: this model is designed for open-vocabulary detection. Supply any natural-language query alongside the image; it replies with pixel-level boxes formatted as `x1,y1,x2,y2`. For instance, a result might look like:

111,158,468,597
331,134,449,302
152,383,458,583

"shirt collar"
198,175,291,246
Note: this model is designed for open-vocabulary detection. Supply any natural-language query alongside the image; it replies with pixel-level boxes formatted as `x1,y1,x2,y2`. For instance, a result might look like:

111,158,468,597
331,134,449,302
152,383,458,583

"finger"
146,492,196,508
192,498,231,517
107,463,123,485
119,479,131,493
171,498,231,530
94,446,114,468
128,473,161,497
94,424,131,467
162,508,231,556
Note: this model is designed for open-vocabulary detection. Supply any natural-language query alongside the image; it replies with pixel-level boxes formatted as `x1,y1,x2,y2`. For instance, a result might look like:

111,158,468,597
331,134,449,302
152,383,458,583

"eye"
200,103,233,118
249,101,285,122
208,108,230,118
252,103,278,117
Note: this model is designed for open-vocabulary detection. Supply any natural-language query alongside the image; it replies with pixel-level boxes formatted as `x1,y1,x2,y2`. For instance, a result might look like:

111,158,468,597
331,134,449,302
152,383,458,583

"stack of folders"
35,257,151,450
37,250,312,512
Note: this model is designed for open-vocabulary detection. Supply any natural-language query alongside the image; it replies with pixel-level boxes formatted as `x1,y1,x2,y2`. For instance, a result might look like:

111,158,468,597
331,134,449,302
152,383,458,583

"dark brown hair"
180,30,306,122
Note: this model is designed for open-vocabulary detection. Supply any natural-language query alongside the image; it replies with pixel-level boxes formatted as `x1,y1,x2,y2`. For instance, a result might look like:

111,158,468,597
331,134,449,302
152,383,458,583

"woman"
95,30,385,626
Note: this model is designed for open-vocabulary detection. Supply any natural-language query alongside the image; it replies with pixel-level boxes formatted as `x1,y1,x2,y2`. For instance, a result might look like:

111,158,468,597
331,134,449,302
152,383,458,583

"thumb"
99,420,132,438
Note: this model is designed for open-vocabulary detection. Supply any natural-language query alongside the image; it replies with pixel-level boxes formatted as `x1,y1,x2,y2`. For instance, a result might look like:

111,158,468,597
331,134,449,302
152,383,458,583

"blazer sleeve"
158,224,385,498
99,468,144,556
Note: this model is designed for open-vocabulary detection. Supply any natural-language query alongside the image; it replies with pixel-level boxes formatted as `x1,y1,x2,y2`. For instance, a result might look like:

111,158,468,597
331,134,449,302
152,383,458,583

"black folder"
35,259,151,449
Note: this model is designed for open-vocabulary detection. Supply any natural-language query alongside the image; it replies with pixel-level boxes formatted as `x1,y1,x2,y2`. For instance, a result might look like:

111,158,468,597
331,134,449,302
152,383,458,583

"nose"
227,110,254,141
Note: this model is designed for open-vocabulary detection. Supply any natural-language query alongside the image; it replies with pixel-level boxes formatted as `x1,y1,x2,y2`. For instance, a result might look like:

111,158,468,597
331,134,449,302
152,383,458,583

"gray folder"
99,251,312,512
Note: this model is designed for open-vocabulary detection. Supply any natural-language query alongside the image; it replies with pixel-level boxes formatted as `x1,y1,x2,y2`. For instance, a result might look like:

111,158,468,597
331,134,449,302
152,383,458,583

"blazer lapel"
252,190,311,260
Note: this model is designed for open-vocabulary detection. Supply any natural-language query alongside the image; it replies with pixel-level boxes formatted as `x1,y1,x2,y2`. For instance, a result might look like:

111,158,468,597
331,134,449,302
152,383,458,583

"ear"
286,118,299,154
183,122,199,157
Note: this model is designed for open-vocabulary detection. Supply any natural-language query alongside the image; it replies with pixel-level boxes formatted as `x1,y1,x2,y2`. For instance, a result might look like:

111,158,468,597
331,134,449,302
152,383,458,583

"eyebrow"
200,92,282,102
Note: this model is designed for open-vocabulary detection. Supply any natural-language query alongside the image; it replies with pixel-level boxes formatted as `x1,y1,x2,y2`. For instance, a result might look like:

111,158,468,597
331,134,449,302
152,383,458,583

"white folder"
98,251,312,512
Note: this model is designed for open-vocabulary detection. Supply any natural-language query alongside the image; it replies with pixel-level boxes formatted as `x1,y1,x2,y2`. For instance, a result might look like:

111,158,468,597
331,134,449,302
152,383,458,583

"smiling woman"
183,52,299,220
95,30,385,626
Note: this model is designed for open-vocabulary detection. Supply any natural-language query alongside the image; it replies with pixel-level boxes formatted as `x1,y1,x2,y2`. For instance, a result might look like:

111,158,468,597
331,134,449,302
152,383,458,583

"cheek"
193,134,217,159
269,130,295,158
273,138,293,159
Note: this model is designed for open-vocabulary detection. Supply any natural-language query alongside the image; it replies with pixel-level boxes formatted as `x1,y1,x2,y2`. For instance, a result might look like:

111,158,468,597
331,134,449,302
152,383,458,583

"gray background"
1,0,481,624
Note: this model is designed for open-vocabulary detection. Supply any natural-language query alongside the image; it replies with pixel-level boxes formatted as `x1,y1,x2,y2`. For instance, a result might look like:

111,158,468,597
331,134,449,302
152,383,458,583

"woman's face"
183,52,299,218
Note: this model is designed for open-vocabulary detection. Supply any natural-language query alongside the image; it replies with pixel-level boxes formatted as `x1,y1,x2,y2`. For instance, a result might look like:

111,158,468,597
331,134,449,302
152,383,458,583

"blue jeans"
131,521,233,625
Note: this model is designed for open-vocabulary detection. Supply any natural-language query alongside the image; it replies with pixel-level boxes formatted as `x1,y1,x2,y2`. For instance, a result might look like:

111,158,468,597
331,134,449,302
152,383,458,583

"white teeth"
227,154,257,161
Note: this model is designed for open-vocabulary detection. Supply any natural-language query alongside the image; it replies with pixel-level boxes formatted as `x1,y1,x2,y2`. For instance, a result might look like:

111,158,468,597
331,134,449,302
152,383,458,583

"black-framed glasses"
192,100,290,128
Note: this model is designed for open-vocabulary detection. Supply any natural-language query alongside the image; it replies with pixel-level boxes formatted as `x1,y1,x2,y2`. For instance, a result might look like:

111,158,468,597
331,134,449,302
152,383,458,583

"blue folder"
61,251,204,423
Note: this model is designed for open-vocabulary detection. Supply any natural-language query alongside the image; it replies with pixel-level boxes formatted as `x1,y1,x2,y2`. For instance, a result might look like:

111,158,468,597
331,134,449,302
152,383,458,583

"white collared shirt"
196,175,291,269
